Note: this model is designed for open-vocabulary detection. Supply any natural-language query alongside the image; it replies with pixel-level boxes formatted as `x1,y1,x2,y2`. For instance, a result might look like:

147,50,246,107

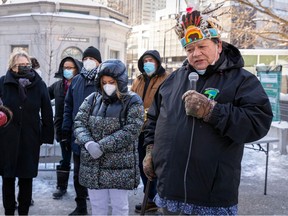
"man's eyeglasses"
63,67,75,70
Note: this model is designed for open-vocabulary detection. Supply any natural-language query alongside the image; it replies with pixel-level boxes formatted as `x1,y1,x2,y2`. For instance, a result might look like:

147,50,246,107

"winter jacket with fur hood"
74,59,144,189
144,42,273,207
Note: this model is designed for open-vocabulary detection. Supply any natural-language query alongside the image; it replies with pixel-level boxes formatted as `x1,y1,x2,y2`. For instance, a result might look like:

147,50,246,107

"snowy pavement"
0,144,287,215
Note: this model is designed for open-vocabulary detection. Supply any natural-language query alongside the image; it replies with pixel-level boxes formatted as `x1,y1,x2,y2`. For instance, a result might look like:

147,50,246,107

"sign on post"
257,65,282,121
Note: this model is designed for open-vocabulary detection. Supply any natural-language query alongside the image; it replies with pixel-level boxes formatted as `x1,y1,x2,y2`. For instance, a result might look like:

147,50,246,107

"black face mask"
18,65,32,75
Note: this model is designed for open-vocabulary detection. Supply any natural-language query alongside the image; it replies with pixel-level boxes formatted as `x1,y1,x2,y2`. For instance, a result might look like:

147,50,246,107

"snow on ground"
0,143,287,215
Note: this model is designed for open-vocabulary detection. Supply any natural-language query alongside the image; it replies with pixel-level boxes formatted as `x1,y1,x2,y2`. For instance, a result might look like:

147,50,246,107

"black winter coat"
144,42,273,207
0,70,54,178
62,74,97,155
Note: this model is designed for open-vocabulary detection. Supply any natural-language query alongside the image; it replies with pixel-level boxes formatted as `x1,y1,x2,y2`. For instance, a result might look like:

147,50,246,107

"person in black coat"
0,50,54,215
143,7,273,215
48,56,82,199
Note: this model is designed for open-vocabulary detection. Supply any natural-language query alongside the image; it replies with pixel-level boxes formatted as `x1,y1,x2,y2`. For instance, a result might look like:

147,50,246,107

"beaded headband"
175,5,222,48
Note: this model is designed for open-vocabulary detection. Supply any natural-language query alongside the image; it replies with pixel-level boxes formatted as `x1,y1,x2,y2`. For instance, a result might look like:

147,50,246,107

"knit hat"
82,46,102,63
175,5,222,48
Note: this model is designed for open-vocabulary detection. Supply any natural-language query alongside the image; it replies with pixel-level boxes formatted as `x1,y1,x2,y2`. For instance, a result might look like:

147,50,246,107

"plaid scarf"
80,67,98,80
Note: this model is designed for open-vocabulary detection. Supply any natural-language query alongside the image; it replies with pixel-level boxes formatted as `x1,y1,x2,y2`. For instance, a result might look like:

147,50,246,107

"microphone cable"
179,116,196,215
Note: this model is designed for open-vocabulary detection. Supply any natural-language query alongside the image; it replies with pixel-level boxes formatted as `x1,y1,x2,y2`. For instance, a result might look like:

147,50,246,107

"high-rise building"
107,0,166,25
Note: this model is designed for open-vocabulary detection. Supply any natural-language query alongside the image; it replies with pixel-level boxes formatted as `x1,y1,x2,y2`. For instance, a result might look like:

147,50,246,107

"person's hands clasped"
143,144,156,181
85,141,103,159
182,90,217,122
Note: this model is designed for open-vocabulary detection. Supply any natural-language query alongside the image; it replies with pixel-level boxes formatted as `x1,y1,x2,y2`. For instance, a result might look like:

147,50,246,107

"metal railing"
39,140,63,171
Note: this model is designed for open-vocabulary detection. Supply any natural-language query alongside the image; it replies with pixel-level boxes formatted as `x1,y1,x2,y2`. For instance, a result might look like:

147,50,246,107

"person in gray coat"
74,59,144,215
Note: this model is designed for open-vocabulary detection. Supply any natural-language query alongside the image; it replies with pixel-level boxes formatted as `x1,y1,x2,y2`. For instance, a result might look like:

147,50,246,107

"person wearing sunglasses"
0,50,54,215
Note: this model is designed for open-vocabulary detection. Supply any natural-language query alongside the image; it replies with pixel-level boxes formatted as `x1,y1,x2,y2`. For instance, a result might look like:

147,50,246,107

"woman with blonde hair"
0,50,54,215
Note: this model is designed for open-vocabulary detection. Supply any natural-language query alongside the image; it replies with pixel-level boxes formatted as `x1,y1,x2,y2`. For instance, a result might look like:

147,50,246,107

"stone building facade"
0,0,130,85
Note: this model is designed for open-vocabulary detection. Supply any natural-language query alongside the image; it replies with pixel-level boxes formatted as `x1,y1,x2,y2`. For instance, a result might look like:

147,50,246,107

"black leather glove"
60,130,71,151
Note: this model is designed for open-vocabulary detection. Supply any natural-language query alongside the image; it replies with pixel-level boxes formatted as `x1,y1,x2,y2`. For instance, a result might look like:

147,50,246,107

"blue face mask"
63,69,74,80
195,69,206,75
143,62,156,76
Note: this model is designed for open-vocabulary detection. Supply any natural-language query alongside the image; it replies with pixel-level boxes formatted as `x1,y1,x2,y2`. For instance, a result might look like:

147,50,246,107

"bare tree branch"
227,0,288,48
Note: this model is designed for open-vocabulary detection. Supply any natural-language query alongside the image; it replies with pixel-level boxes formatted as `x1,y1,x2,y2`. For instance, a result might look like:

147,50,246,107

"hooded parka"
144,42,273,207
74,59,144,189
131,50,168,110
48,57,82,142
0,70,54,178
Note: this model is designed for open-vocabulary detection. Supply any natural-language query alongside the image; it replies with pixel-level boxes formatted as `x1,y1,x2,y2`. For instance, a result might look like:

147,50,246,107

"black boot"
52,165,70,199
69,199,87,215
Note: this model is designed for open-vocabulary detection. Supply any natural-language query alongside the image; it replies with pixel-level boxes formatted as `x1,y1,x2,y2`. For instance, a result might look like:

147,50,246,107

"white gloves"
85,141,103,159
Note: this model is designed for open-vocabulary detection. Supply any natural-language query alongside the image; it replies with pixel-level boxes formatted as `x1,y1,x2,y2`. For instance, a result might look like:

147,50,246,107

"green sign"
257,65,282,121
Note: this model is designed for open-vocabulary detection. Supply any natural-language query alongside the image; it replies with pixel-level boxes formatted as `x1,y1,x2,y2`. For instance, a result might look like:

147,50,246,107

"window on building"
11,45,29,53
259,55,276,65
243,55,257,67
61,47,83,61
110,50,119,59
279,55,288,63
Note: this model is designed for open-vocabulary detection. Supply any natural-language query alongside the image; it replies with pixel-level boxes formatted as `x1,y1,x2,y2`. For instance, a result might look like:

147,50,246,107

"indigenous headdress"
175,4,223,48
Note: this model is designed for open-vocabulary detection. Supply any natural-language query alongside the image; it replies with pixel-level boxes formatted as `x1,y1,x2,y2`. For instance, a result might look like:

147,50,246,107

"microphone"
188,72,199,90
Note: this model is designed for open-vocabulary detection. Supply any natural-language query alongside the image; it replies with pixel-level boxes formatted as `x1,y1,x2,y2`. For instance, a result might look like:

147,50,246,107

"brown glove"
182,90,217,122
143,144,156,181
0,105,13,127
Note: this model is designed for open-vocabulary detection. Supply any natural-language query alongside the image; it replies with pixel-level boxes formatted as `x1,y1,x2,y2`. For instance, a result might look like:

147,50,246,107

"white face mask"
103,84,117,96
83,59,97,71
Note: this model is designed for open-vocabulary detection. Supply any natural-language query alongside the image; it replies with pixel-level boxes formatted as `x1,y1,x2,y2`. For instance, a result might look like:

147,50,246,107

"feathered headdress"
175,4,223,48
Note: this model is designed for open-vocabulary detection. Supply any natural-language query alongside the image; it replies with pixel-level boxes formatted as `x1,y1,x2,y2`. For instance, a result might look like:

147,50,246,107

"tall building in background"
107,0,166,25
141,0,166,24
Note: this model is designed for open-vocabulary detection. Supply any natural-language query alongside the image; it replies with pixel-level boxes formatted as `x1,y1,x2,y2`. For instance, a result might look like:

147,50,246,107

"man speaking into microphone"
142,6,273,215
